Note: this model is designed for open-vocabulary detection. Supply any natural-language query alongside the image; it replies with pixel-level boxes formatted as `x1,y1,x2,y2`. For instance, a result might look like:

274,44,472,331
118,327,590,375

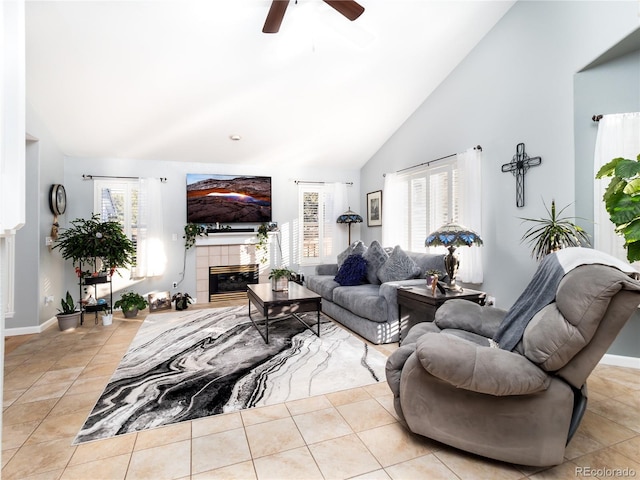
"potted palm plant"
114,291,148,318
519,199,591,261
56,291,81,331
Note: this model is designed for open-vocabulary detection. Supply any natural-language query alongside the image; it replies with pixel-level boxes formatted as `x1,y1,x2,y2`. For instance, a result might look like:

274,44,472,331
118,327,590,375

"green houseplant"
256,223,269,264
172,292,193,311
56,291,81,331
114,291,148,318
269,267,294,292
53,214,135,277
596,154,640,262
520,199,591,261
183,223,208,250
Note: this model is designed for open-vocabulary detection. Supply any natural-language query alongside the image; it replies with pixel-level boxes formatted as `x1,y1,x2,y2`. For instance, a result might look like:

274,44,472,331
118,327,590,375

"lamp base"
444,246,461,292
445,282,463,292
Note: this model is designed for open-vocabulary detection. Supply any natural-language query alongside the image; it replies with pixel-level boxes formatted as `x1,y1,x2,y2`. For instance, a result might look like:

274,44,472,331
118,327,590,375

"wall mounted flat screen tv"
186,174,272,224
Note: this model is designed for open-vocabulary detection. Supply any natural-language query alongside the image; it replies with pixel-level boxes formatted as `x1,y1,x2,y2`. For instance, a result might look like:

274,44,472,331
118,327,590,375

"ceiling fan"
263,0,365,34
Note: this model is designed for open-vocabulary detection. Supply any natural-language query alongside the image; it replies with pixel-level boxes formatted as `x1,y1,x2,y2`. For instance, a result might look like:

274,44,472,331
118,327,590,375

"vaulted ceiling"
26,1,514,170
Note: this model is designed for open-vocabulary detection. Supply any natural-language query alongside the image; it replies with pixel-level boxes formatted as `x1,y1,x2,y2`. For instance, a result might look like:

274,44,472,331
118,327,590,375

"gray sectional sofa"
306,241,447,344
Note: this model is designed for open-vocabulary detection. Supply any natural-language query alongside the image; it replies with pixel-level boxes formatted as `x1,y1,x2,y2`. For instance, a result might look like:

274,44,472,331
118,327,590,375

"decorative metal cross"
501,143,542,207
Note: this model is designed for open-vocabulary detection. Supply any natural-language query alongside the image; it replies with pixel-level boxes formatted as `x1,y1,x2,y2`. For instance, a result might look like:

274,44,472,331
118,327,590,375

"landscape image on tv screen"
186,174,272,224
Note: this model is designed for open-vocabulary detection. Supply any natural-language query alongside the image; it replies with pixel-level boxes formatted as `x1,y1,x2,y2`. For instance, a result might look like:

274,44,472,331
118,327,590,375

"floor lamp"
336,207,363,246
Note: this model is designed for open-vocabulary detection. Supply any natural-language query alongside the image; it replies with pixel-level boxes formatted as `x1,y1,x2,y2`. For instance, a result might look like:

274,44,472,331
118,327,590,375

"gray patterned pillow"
377,246,421,283
337,241,367,267
363,240,389,284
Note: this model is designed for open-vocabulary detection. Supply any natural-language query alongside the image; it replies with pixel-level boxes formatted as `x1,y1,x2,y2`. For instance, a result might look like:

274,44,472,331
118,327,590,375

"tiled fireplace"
195,234,268,304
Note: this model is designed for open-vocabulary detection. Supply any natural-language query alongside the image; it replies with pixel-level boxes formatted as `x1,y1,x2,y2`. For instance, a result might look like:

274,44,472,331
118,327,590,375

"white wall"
11,103,67,332
361,1,639,309
60,157,361,303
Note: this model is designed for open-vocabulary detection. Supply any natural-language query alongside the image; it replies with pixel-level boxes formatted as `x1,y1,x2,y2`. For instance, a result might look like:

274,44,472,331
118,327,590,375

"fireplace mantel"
195,233,258,246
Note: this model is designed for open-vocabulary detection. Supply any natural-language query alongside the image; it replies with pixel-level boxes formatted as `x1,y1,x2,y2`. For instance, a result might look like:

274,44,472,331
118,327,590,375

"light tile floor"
2,303,640,479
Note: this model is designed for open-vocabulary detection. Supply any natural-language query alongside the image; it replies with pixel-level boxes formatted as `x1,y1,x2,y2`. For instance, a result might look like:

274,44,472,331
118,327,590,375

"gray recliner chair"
386,254,640,467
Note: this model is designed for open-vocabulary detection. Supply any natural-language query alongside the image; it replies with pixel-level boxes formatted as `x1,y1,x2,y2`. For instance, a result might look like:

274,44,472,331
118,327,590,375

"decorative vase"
102,314,113,326
123,308,138,318
56,312,81,331
271,277,289,292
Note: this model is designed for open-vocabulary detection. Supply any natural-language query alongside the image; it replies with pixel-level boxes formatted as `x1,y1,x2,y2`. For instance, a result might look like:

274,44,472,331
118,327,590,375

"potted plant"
114,291,148,318
269,267,294,291
425,269,443,286
53,214,135,276
596,154,640,262
56,291,81,331
172,292,193,311
519,199,591,261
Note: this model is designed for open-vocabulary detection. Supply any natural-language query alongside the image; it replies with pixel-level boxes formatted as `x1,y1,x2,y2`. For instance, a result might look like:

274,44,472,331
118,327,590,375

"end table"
397,285,486,344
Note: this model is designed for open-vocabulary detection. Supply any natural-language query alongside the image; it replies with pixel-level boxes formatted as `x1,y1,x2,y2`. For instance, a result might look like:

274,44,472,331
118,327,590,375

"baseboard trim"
600,353,640,369
5,316,57,336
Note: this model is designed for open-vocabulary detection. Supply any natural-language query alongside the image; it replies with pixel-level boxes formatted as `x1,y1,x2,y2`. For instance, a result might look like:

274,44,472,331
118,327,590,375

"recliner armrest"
385,345,416,397
435,299,506,339
416,333,550,396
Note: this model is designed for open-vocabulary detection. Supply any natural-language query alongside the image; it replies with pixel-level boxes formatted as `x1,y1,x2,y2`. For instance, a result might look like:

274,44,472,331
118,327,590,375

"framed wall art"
367,190,382,227
148,291,172,312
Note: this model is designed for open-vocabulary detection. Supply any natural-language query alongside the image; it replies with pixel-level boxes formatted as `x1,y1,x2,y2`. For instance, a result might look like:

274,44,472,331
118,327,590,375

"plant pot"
123,308,139,318
102,314,113,326
271,277,289,292
56,312,81,331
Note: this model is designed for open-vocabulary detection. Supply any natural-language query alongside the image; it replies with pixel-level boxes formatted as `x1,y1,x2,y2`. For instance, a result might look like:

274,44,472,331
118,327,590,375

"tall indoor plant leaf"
596,153,640,262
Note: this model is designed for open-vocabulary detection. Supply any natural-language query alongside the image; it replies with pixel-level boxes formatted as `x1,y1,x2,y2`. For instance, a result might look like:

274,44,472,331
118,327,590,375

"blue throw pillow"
334,254,368,286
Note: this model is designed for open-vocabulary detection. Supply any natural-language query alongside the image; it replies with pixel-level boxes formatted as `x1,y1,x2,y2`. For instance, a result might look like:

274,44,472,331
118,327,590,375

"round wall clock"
49,184,67,215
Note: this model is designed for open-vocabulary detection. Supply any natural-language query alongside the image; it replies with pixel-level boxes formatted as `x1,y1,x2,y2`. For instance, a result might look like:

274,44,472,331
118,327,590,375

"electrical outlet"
172,281,178,288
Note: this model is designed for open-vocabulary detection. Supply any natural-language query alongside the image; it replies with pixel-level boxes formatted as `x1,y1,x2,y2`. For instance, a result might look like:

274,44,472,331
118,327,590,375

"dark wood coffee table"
397,285,486,344
247,282,322,343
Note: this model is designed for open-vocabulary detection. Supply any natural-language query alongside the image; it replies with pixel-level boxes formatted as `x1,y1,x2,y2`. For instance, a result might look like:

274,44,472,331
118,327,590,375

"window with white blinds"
299,185,336,264
400,159,459,252
94,179,139,271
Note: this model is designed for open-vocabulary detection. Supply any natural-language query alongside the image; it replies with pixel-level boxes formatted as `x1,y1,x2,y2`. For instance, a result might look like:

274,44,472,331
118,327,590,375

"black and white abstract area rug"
74,305,387,444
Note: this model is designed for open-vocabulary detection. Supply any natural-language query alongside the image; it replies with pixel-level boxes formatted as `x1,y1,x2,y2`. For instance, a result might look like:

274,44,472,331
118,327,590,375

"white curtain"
382,172,405,247
594,112,640,261
329,182,349,250
457,147,483,283
135,178,167,277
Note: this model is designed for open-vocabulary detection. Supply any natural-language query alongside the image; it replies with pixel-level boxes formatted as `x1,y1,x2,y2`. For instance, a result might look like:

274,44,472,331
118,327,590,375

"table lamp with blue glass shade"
425,222,483,291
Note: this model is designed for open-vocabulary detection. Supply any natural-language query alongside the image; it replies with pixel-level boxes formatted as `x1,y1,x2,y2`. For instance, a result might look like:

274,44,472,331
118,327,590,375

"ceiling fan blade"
263,0,290,34
323,0,365,21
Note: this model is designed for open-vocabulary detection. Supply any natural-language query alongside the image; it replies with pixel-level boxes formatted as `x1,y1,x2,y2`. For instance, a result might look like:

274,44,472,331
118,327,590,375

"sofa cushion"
334,254,368,286
377,246,421,283
306,275,339,301
332,284,388,323
337,241,367,268
363,240,389,285
407,251,447,279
